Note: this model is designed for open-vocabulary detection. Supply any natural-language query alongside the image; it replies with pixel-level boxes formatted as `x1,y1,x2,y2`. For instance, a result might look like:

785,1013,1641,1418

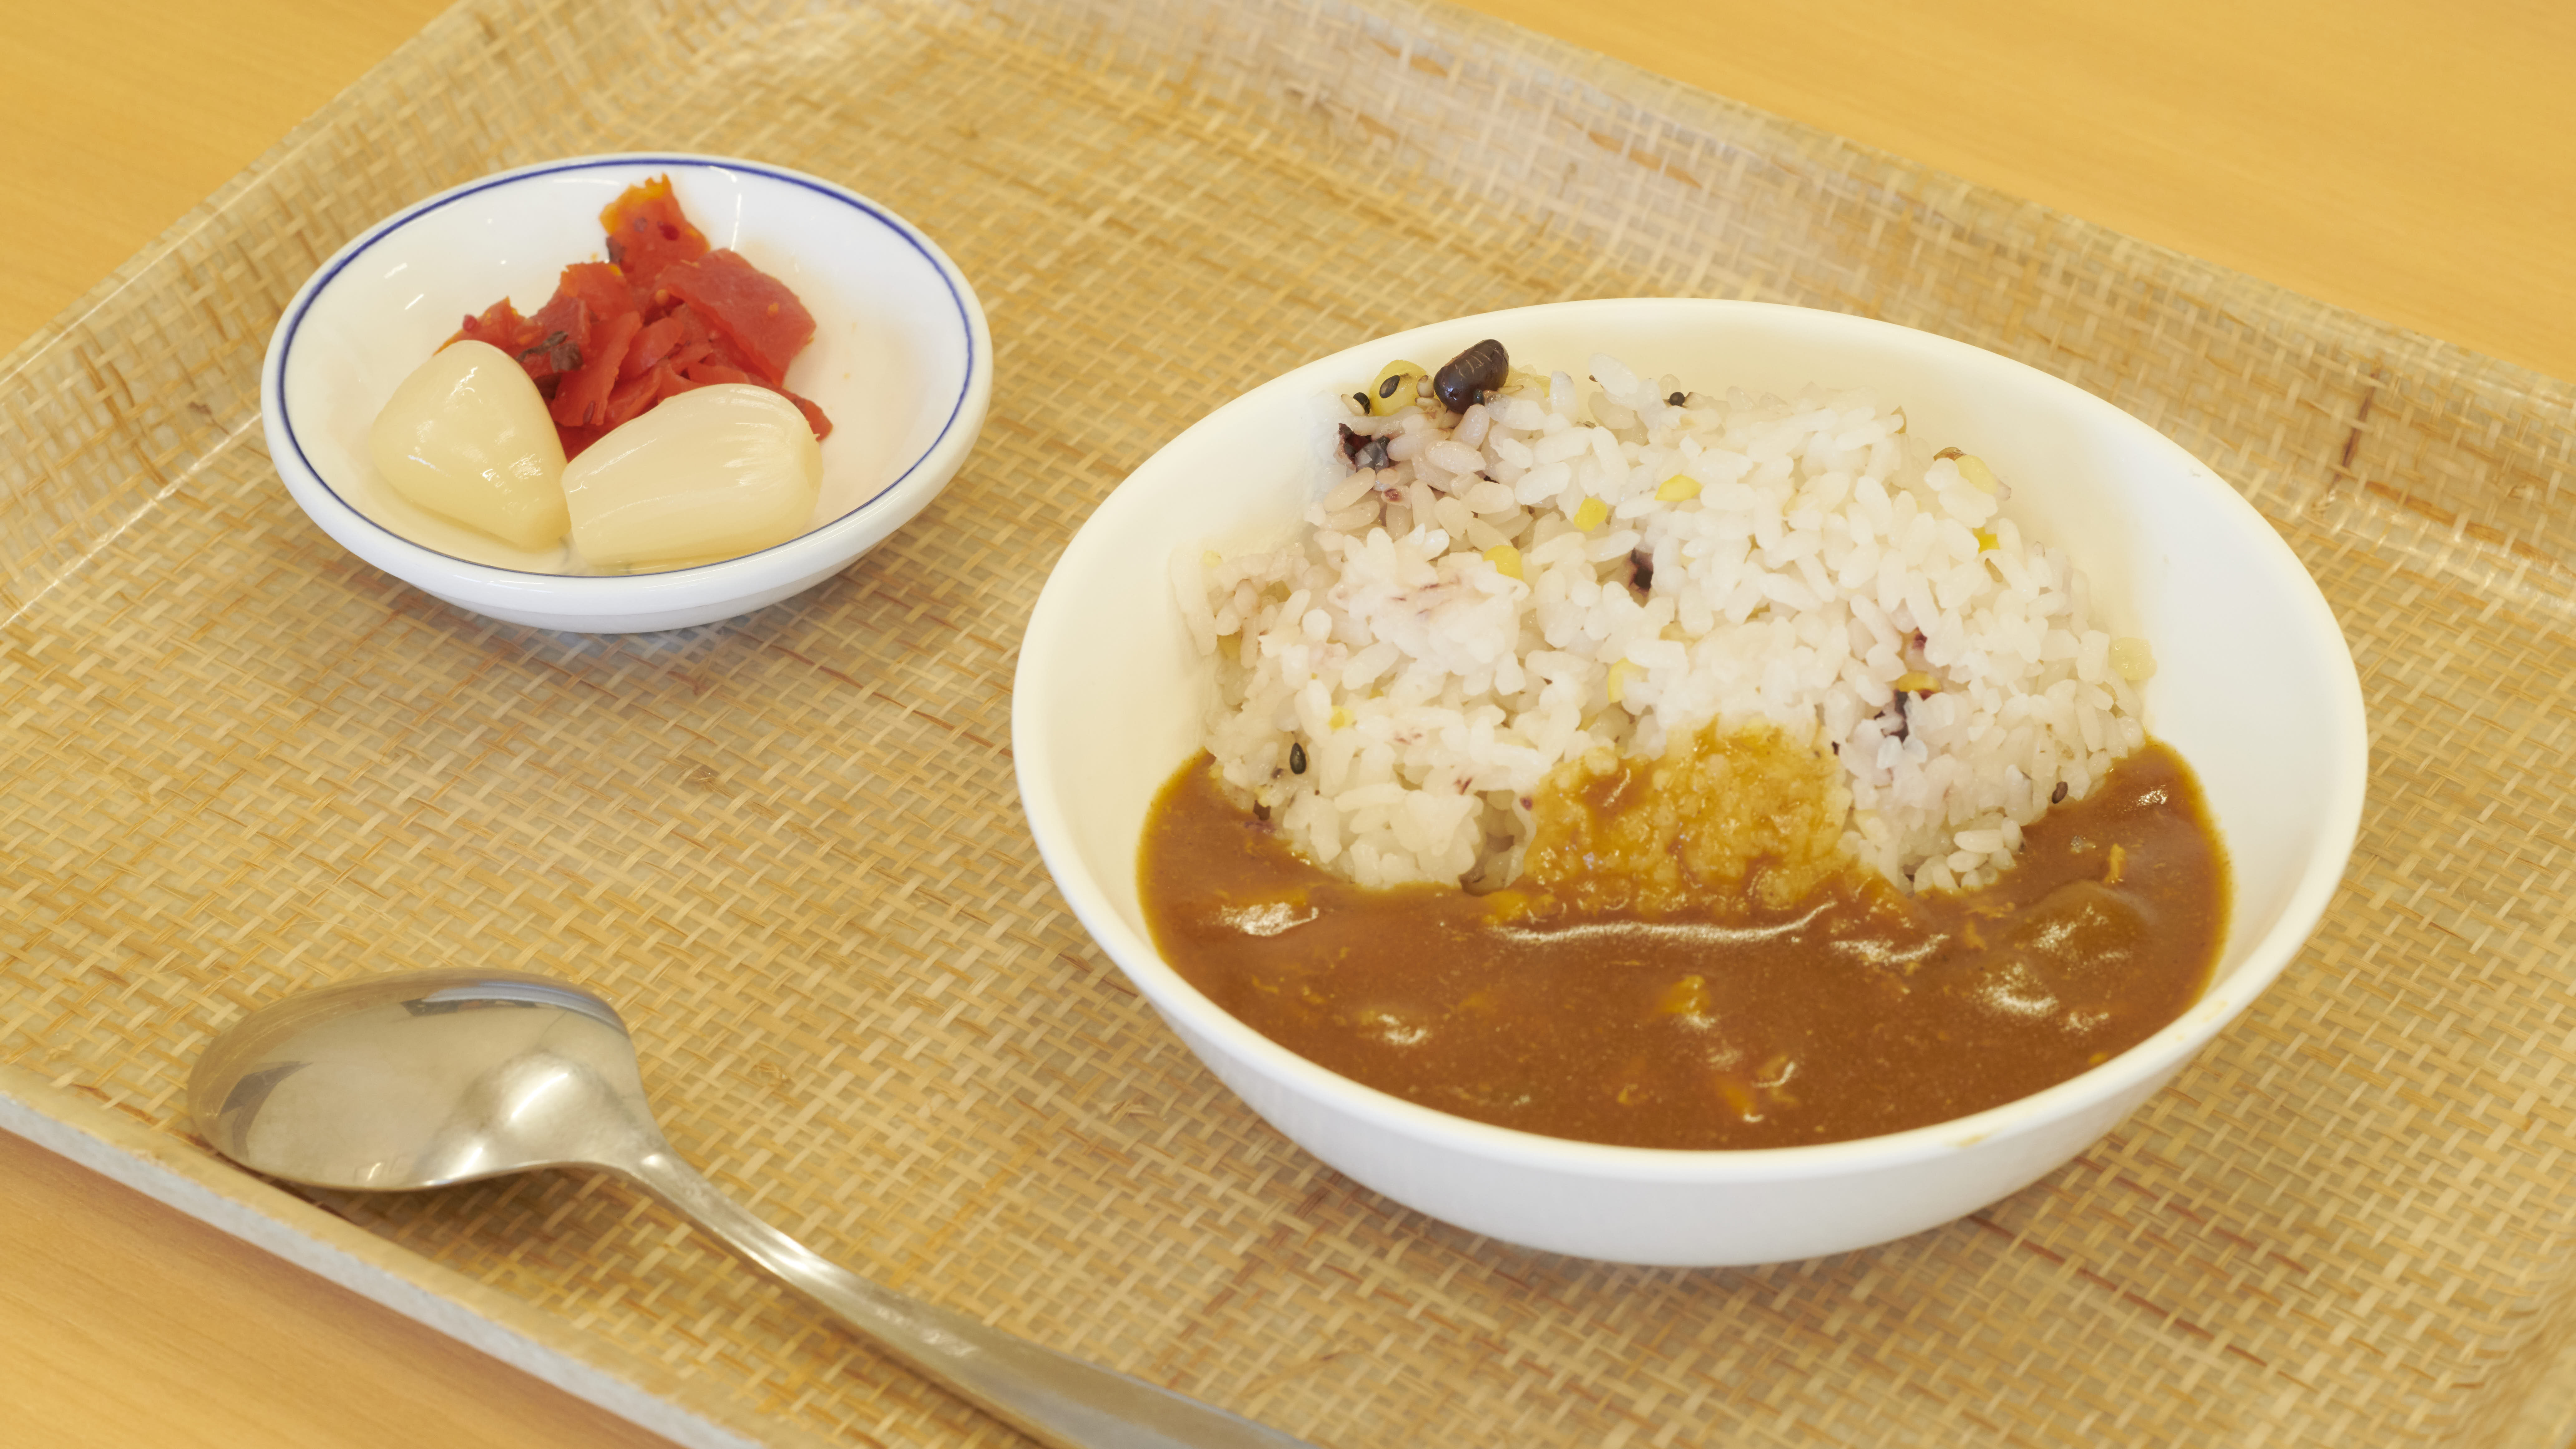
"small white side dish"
263,154,992,633
1014,299,2367,1267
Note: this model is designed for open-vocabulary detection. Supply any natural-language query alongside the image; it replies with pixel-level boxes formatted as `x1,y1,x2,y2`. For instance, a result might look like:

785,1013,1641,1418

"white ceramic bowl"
1016,299,2366,1266
263,154,991,633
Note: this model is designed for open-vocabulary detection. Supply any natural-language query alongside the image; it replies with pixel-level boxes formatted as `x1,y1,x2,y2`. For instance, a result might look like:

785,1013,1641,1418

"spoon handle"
622,1149,1313,1449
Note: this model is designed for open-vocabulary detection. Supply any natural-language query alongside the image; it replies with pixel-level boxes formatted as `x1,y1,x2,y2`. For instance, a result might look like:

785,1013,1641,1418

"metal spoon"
188,968,1308,1449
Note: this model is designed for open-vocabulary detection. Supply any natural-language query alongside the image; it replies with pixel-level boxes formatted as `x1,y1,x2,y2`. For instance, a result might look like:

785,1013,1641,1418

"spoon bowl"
191,968,1305,1449
193,973,654,1190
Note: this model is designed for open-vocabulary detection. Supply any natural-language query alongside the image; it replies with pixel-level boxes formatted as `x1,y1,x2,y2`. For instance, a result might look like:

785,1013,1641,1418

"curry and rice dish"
1141,341,2228,1150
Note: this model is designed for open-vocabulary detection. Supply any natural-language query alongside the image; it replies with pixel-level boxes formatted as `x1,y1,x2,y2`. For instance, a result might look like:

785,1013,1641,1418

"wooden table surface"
2,2,2568,1445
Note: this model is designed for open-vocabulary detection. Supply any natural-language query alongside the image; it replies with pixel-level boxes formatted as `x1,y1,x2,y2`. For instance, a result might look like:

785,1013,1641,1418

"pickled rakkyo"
561,384,822,570
367,340,569,549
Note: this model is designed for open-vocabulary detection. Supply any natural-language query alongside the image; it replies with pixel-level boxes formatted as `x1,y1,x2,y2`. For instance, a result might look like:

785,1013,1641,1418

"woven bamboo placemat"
4,0,2573,1444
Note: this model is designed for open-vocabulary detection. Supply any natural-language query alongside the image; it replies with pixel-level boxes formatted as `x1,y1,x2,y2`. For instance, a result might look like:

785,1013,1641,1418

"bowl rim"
260,151,988,609
1016,296,2369,1184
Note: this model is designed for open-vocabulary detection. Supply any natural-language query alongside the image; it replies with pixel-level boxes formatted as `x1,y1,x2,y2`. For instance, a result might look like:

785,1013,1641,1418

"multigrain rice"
1175,349,2156,896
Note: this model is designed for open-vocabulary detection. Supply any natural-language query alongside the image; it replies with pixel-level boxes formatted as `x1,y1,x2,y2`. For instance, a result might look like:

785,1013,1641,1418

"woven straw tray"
6,0,2575,1444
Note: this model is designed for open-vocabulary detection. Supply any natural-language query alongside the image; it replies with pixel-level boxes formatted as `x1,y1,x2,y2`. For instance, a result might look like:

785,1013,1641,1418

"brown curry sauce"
1138,741,2227,1149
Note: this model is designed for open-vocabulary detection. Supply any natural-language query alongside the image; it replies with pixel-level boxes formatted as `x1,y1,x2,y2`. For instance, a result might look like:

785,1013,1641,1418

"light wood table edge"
0,1066,788,1449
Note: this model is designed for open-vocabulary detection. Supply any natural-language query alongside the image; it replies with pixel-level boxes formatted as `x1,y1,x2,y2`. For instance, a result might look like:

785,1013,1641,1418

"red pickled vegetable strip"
449,298,534,353
677,358,754,388
556,261,637,325
601,367,663,430
620,315,685,379
550,310,642,430
656,250,815,387
653,364,707,404
656,305,771,381
782,389,835,441
701,331,764,379
527,290,588,344
664,301,713,346
599,176,710,292
558,424,609,461
514,292,591,392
